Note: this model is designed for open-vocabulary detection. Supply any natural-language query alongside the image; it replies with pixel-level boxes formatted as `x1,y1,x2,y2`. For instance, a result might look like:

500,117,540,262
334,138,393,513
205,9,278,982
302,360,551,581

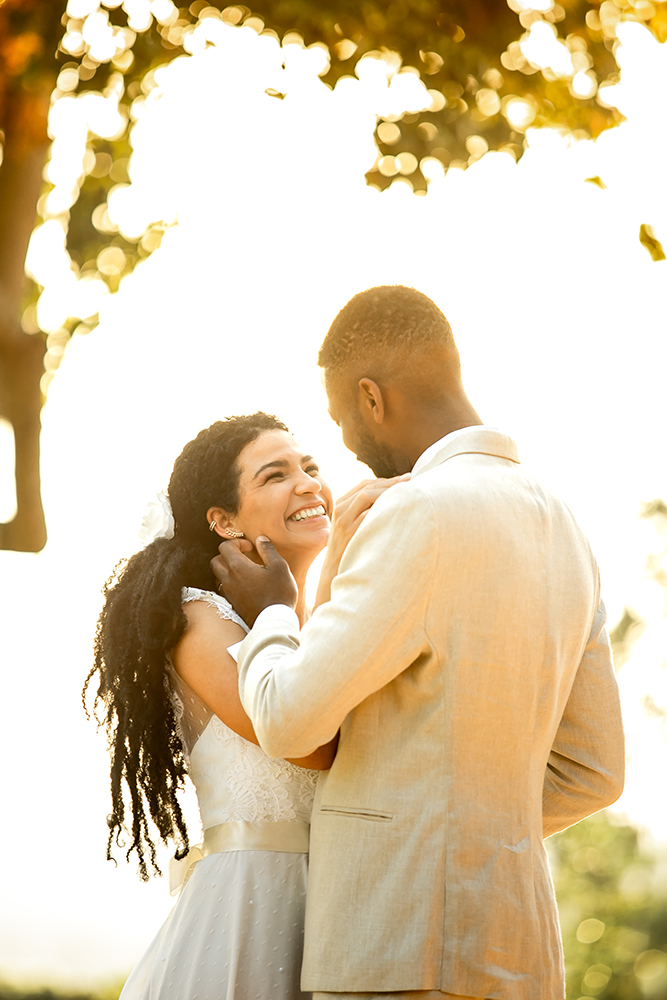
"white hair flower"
139,491,175,544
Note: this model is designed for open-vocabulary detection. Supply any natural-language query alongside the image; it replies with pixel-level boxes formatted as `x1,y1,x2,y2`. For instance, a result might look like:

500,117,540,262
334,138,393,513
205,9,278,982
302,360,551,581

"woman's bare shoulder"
172,595,257,743
175,597,246,671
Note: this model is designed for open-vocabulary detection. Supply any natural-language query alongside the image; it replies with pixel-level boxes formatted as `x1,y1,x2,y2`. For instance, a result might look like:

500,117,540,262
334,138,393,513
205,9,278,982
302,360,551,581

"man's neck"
404,409,483,468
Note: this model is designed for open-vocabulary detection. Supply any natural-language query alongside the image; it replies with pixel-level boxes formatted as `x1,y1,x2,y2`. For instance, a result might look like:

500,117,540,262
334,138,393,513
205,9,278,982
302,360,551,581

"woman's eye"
264,472,285,483
305,466,319,475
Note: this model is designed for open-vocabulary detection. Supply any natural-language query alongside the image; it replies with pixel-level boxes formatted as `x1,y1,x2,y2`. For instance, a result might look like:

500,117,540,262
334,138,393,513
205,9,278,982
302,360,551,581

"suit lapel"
412,429,521,479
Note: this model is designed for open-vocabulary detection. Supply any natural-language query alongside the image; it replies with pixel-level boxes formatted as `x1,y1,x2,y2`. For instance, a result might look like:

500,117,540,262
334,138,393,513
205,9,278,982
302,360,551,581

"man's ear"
357,378,385,425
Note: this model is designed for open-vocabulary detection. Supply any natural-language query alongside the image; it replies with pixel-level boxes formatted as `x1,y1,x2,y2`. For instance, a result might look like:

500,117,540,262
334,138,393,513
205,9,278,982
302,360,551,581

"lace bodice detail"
170,588,319,829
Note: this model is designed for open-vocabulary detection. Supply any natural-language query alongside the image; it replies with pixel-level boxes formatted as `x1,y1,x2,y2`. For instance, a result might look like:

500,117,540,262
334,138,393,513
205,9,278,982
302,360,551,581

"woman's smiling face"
220,430,332,564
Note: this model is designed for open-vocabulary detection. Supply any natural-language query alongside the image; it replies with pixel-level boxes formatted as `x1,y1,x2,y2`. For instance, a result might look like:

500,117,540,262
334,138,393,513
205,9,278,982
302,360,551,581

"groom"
212,285,625,1000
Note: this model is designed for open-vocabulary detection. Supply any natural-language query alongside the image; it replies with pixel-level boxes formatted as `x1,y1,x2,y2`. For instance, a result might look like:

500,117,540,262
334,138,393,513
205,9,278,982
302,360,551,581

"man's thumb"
256,535,276,566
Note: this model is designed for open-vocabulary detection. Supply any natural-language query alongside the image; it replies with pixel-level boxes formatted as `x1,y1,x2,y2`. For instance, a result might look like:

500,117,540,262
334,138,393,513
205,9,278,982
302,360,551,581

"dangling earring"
224,527,244,538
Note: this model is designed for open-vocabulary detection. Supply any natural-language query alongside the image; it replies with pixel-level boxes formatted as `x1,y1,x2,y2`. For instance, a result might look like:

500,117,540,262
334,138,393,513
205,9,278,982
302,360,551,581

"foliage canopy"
0,0,666,549
54,0,663,272
551,812,667,999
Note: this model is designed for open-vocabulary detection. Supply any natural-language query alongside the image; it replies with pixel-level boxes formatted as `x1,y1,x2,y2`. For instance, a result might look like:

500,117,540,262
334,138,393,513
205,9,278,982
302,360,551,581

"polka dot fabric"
121,851,310,1000
120,590,318,1000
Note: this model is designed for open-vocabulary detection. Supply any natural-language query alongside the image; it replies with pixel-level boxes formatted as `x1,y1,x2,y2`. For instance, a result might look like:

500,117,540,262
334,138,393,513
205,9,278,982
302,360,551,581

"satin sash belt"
168,820,310,895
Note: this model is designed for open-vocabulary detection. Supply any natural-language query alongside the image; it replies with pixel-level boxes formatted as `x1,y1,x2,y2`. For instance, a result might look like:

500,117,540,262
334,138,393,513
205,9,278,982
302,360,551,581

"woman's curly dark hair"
83,412,288,880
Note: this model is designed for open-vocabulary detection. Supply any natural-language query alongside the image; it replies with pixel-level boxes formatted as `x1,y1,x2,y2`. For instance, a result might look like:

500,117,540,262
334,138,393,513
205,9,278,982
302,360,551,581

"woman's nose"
296,470,321,493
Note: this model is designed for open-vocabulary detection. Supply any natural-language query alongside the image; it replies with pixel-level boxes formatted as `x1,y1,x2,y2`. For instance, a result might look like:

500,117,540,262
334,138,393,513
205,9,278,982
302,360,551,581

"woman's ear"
206,507,237,538
357,378,385,425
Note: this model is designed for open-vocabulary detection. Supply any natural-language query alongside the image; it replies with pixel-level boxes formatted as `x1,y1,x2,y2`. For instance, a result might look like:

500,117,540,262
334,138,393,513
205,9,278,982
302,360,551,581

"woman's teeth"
288,504,326,522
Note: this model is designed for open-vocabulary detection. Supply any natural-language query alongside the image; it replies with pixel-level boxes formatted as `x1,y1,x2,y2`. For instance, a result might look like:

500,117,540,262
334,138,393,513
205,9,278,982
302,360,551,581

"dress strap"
181,586,249,633
168,820,310,895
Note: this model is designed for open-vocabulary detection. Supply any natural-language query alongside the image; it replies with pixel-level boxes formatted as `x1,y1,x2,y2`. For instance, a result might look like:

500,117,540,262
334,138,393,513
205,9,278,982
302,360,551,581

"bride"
84,412,400,1000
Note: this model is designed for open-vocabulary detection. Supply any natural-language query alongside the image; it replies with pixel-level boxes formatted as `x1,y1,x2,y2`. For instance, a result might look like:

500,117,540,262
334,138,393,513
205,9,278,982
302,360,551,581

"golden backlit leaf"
647,1,667,41
639,223,666,261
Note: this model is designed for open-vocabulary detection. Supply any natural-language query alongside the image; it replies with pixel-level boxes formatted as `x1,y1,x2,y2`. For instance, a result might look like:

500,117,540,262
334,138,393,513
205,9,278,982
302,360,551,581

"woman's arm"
171,600,336,769
314,475,410,609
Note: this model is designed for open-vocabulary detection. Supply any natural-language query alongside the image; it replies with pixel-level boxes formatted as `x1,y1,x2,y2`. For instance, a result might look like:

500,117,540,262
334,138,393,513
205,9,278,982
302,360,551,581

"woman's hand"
313,474,410,609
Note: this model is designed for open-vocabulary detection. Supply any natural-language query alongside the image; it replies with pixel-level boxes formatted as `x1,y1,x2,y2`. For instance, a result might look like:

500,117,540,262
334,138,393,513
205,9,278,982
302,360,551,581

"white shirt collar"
411,426,497,477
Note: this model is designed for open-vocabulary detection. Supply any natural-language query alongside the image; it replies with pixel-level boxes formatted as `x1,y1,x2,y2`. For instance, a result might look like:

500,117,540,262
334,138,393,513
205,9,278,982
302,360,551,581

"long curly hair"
83,412,288,880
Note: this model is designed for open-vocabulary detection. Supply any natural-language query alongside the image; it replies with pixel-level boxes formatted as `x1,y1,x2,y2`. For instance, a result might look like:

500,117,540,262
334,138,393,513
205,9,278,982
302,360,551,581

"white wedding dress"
120,588,319,1000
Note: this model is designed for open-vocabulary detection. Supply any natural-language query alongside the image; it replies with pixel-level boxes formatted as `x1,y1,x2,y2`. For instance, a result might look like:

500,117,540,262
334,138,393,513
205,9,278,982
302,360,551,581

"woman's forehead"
238,430,310,472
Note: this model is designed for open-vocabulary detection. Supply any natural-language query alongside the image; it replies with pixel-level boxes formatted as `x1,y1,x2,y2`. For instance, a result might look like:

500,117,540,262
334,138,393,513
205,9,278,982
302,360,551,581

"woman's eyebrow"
253,456,317,480
253,459,288,479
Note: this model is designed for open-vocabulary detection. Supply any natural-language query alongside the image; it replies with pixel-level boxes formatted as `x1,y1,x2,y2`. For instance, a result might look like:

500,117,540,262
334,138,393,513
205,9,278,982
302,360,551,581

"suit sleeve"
236,483,437,758
542,598,625,838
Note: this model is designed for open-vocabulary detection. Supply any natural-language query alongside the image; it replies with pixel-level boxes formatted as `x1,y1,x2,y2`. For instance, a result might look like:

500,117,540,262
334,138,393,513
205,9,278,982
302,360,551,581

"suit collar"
411,427,520,478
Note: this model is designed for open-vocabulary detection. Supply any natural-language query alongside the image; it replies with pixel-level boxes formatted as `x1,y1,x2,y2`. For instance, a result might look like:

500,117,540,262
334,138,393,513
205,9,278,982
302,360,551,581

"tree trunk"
0,120,48,552
0,61,55,551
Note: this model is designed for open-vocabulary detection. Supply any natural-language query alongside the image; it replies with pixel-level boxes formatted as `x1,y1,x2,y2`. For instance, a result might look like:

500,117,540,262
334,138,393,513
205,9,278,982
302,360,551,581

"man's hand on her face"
211,537,298,627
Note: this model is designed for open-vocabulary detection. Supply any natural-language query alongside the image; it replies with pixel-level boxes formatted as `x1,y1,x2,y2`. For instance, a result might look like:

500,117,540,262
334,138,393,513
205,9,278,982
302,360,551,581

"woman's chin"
275,526,330,562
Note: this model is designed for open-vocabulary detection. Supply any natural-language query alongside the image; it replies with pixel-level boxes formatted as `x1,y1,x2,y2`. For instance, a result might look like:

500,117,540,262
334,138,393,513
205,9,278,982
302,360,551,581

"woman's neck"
282,552,316,628
294,592,309,628
291,565,310,628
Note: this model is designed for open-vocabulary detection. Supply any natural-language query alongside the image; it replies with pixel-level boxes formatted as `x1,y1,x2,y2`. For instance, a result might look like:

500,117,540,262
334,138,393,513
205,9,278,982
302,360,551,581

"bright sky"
0,12,666,992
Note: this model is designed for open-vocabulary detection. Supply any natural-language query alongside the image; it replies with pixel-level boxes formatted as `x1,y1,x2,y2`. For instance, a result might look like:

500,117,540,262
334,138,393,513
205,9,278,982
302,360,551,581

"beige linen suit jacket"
236,429,625,1000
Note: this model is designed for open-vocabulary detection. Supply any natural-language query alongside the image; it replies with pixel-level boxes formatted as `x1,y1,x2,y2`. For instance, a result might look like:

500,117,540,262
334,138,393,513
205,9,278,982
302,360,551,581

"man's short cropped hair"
318,285,455,376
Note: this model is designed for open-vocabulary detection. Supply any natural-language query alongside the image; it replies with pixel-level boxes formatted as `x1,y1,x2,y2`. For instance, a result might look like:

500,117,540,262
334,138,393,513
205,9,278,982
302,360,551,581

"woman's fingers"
334,474,410,521
314,478,407,609
350,508,369,531
334,473,410,508
334,479,378,506
342,486,386,517
323,473,411,564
